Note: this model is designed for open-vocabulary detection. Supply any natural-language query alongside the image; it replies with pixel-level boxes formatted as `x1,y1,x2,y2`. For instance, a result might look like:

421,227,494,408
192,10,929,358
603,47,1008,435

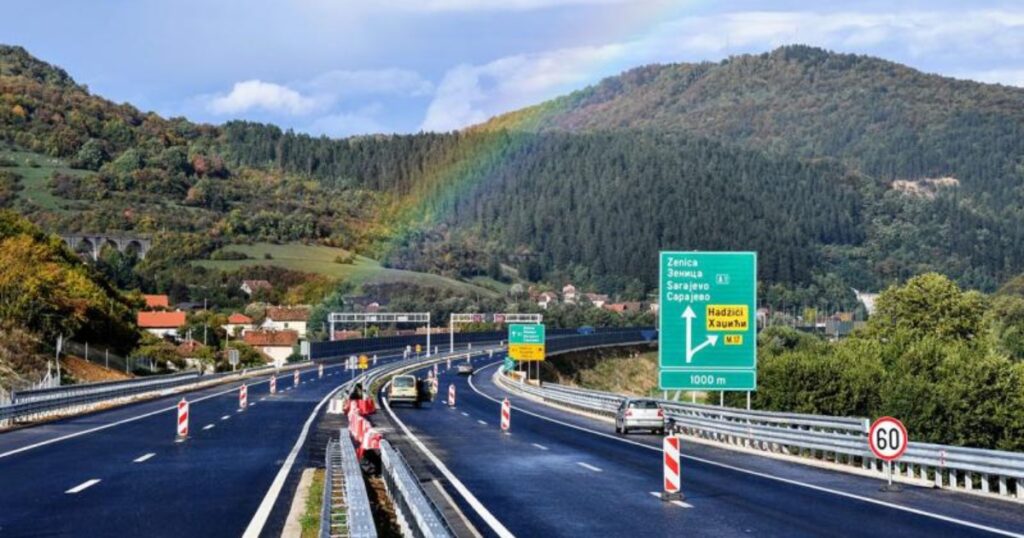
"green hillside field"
194,242,499,297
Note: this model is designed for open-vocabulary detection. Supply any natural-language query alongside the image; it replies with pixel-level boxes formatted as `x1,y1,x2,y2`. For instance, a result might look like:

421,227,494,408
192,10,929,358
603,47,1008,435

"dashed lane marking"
66,479,101,494
133,453,156,463
477,420,488,426
577,462,602,472
532,443,548,451
203,424,215,431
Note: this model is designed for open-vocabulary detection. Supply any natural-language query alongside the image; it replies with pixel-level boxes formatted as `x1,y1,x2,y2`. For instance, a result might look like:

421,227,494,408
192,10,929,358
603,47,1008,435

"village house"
240,279,272,296
143,294,169,309
221,312,254,337
582,293,609,308
537,291,559,310
137,311,187,340
261,306,311,338
603,302,644,314
562,284,578,304
243,329,299,367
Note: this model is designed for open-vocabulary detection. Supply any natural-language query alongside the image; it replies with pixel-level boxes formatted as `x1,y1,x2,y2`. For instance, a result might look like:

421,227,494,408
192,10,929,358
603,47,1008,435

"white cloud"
207,80,318,115
421,8,1024,131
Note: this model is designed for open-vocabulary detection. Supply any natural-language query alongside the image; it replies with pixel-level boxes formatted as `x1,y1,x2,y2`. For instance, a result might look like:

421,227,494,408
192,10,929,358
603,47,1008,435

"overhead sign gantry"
448,313,542,352
328,312,433,357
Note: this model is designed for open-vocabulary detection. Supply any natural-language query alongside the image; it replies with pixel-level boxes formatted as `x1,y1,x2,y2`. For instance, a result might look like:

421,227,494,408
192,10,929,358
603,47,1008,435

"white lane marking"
260,397,266,401
470,362,1024,538
249,403,257,408
532,443,548,451
649,491,693,508
0,363,349,461
477,420,488,426
577,462,602,472
383,387,515,538
221,415,230,421
461,412,470,417
241,380,350,538
65,479,101,494
133,453,156,463
203,424,215,431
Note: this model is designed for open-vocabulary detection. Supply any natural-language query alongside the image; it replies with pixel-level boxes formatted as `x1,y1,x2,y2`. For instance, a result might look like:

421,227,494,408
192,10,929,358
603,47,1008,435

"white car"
614,399,665,435
456,362,474,375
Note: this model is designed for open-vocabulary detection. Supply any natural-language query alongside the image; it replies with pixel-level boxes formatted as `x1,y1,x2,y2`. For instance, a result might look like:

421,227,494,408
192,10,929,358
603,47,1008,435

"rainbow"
370,1,704,255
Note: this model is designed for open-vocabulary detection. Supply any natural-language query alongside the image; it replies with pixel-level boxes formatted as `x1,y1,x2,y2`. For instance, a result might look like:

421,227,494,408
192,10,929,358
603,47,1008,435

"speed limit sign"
869,416,908,461
869,416,908,491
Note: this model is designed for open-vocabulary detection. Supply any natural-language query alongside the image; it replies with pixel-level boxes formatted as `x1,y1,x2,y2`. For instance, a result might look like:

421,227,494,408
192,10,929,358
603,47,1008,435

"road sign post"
869,416,908,492
659,251,757,392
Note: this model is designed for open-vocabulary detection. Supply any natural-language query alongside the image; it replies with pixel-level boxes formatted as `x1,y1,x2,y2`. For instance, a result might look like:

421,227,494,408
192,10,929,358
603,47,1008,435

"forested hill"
482,45,1024,191
3,43,1024,300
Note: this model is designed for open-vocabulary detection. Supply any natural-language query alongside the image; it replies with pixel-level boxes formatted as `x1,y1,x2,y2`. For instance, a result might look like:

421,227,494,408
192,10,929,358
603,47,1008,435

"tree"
868,273,986,342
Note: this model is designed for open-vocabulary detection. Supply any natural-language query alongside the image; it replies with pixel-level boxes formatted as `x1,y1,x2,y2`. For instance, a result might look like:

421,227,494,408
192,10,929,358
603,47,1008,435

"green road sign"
659,251,757,390
509,323,546,361
503,356,516,372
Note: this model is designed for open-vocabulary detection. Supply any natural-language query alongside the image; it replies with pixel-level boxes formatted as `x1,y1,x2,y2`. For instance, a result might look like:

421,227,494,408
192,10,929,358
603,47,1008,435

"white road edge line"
532,443,548,451
0,364,346,461
469,362,1024,538
133,453,156,463
383,382,515,538
241,379,349,538
66,479,101,494
577,462,602,472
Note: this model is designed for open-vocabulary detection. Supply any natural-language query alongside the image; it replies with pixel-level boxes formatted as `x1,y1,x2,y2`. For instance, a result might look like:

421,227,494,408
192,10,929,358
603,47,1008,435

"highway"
0,357,391,537
385,354,1024,538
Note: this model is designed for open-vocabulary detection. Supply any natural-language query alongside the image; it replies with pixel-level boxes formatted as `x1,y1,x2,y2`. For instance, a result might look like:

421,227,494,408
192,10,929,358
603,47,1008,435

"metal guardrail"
496,369,1024,503
0,362,310,425
321,437,377,538
380,439,453,538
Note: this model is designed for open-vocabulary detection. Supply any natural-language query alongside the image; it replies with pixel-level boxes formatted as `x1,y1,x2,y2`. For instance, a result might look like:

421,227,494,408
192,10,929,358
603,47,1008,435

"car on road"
456,361,474,375
614,398,665,435
389,375,420,406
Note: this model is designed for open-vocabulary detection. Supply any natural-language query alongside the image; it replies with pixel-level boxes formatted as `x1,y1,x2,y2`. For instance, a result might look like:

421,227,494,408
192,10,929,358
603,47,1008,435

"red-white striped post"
239,384,248,410
662,436,683,501
176,398,189,441
448,384,456,407
318,363,324,379
293,369,300,386
500,398,511,433
433,363,438,378
270,375,277,394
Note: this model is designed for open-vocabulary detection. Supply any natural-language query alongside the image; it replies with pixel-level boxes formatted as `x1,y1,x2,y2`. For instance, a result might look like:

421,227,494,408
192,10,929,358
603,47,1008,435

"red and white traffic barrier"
176,398,189,441
662,436,683,500
318,363,324,378
293,369,300,386
239,384,248,410
500,398,511,433
358,427,383,459
270,375,277,394
448,384,456,407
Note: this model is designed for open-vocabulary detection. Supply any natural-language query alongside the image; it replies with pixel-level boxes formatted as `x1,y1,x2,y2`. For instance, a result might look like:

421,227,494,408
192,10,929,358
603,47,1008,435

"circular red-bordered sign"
869,416,908,462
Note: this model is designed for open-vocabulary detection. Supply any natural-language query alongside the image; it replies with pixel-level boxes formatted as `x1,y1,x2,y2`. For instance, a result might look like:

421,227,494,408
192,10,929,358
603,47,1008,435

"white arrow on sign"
682,306,719,363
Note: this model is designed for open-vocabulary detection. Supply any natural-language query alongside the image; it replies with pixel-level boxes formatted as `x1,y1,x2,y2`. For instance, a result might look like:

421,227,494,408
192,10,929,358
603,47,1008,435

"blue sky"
5,1,1023,137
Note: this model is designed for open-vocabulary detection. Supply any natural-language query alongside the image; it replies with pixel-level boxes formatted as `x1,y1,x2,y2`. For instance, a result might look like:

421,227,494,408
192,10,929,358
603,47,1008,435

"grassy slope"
0,146,89,211
195,242,499,297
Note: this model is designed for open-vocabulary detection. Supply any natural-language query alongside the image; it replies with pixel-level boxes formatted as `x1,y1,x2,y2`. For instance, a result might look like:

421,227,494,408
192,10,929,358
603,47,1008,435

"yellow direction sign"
509,343,546,361
415,344,422,354
359,355,368,369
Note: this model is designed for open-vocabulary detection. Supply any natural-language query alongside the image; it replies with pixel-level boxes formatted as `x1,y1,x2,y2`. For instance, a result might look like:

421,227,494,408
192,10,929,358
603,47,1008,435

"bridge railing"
495,367,1024,504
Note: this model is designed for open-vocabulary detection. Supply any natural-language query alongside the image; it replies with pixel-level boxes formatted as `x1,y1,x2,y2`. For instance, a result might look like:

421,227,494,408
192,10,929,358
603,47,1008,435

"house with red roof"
243,329,298,367
262,306,310,338
143,294,170,309
222,312,254,337
137,311,187,339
